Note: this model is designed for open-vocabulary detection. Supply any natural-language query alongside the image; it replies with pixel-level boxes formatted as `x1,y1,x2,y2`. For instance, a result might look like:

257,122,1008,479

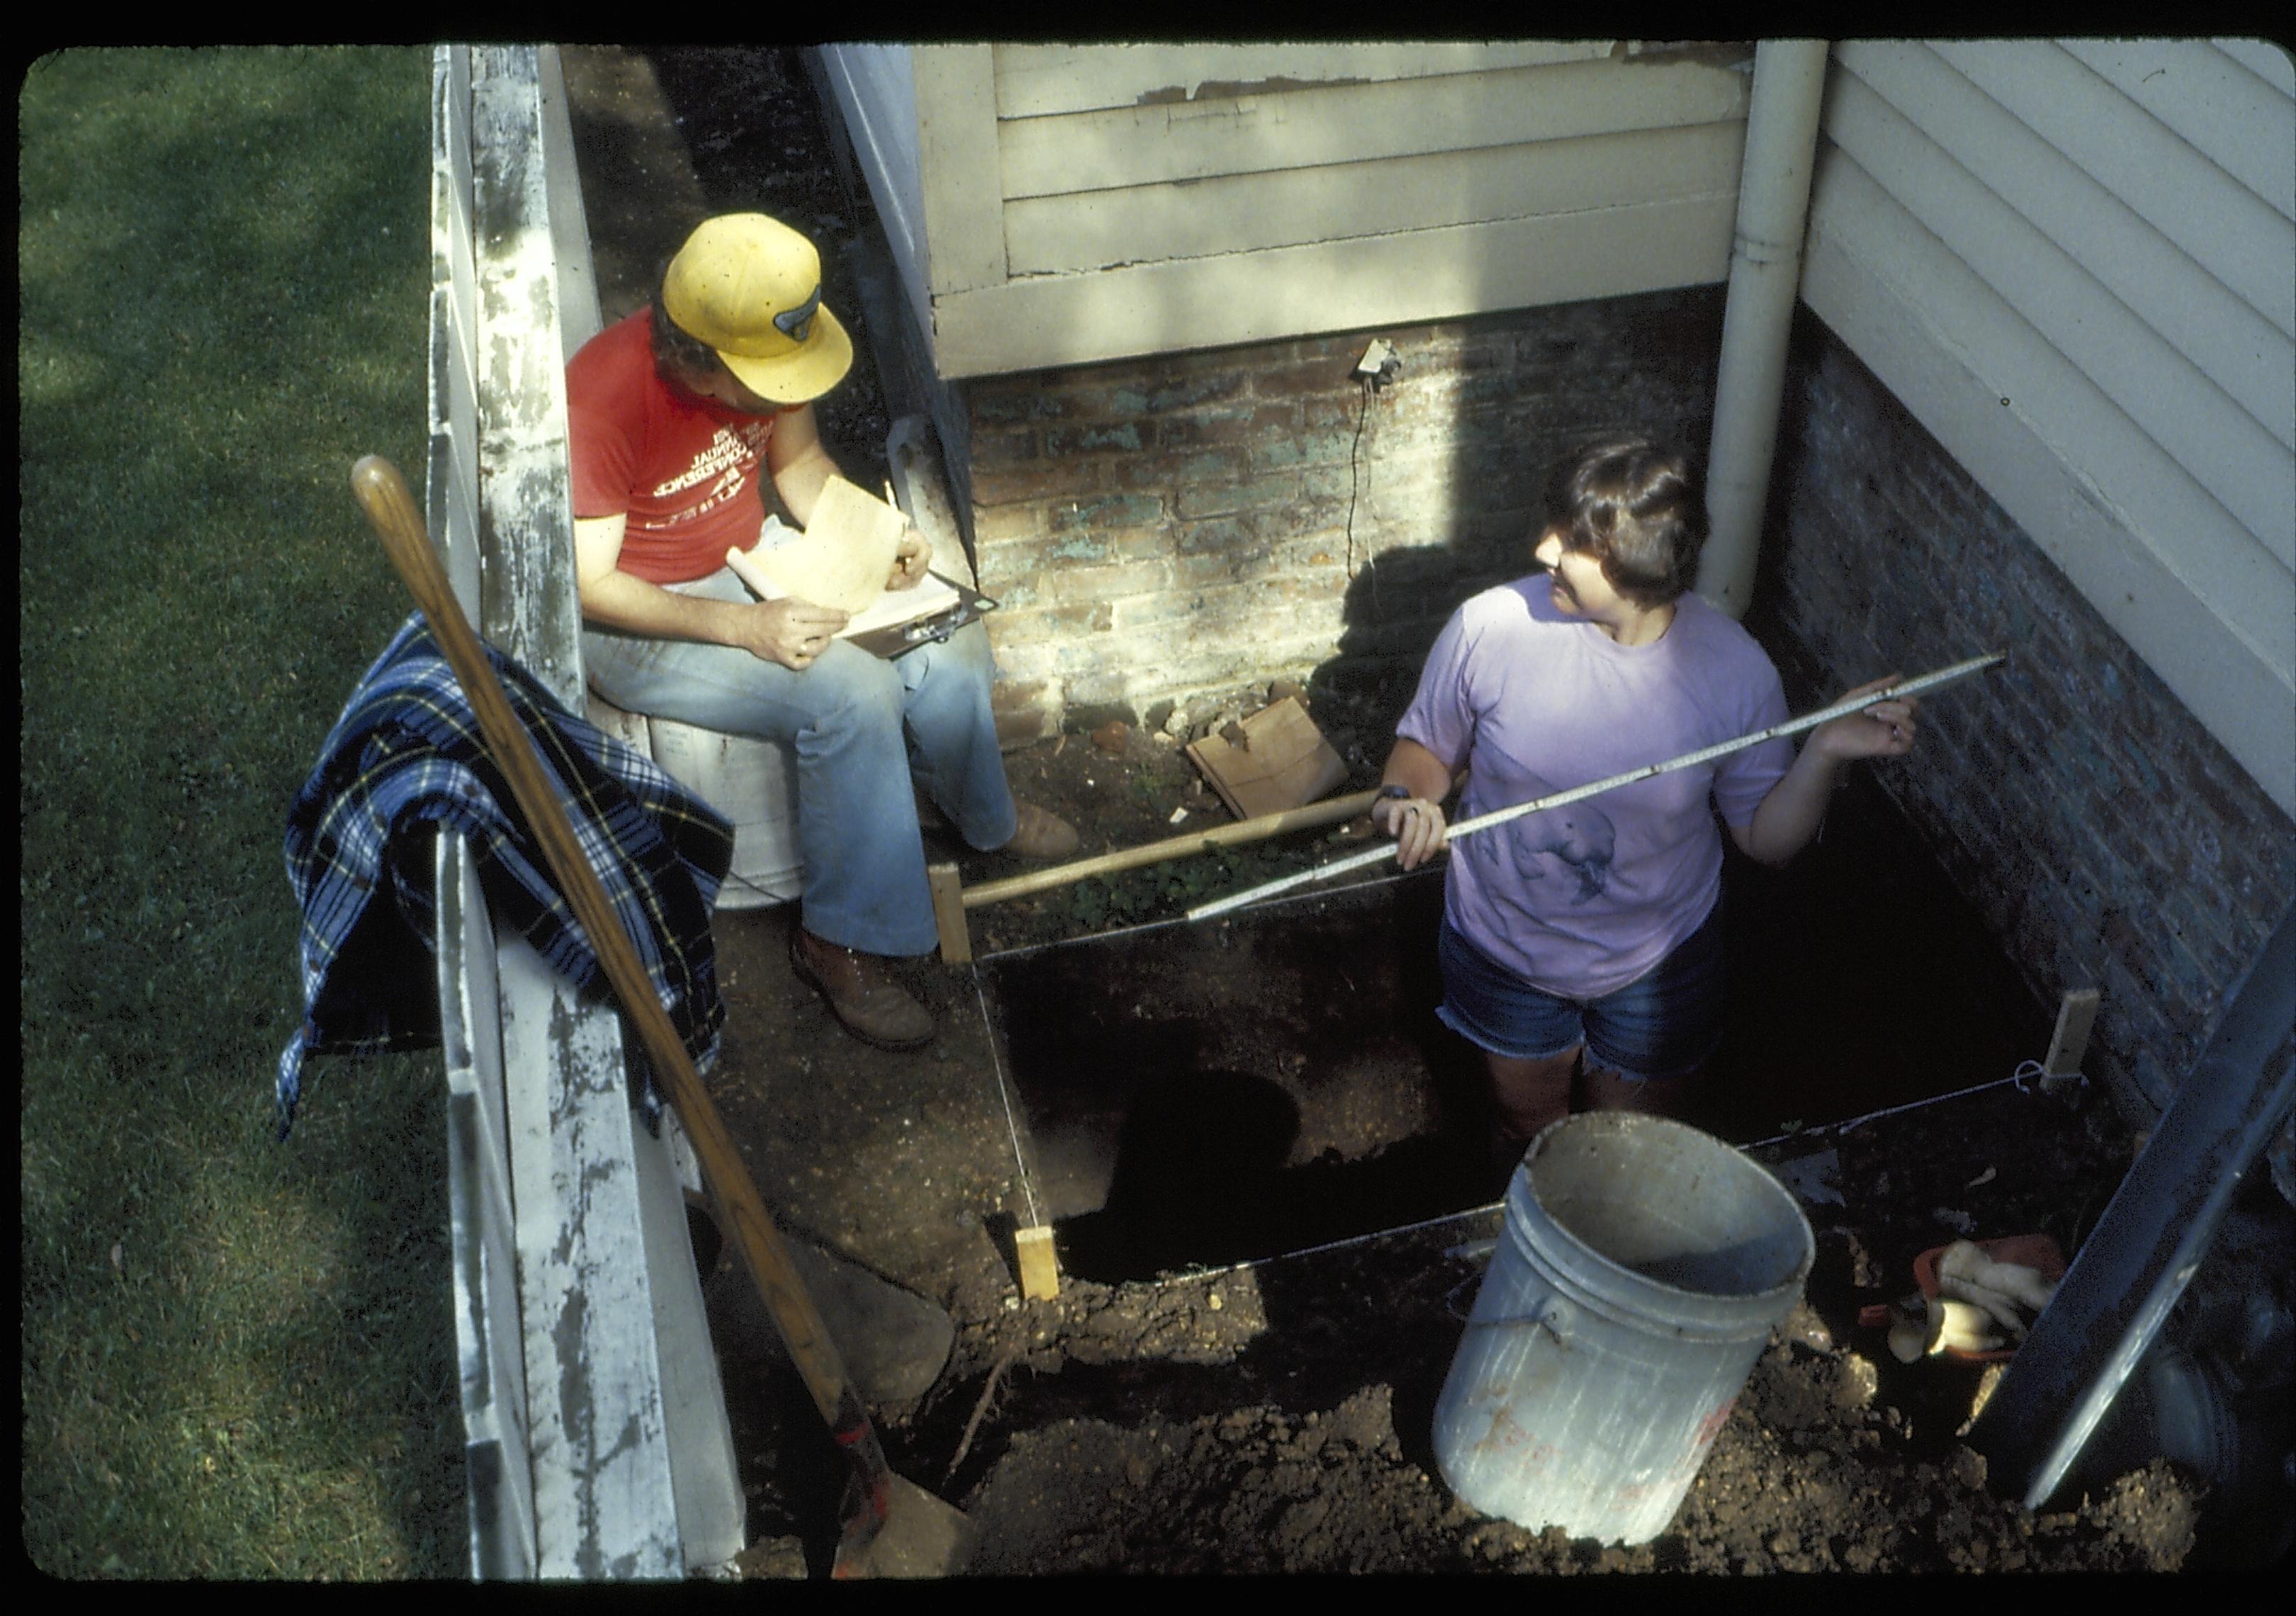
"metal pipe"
1188,653,2002,923
1967,900,2296,1510
1697,39,1830,619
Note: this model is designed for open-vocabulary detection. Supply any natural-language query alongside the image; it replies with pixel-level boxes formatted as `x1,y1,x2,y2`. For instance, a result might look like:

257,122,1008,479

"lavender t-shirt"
1398,578,1794,1000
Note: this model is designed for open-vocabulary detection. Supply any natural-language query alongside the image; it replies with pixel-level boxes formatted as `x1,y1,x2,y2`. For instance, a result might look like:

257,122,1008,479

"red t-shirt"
566,309,779,585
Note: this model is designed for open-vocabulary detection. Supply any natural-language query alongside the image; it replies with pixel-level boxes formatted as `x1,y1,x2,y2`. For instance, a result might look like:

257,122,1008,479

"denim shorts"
1436,897,1728,1084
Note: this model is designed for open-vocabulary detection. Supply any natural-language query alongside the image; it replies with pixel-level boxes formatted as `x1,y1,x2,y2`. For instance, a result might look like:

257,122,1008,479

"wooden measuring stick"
1188,653,2005,924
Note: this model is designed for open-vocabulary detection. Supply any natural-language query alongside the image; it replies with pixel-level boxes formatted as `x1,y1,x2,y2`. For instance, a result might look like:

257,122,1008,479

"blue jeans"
1435,897,1728,1084
581,565,1015,957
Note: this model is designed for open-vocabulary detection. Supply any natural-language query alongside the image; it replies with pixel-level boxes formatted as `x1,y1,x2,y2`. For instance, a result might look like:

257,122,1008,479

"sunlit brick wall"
957,287,1728,740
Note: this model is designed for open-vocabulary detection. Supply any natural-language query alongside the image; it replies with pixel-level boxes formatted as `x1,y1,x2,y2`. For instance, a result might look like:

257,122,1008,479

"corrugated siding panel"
1806,40,2296,814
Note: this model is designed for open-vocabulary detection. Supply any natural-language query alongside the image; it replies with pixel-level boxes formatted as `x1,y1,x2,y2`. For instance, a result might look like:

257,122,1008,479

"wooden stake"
1014,1224,1060,1301
928,861,972,964
960,787,1380,914
2044,988,2100,1078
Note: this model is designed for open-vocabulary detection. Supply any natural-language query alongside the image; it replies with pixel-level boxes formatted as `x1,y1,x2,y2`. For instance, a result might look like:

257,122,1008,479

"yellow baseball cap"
661,213,853,403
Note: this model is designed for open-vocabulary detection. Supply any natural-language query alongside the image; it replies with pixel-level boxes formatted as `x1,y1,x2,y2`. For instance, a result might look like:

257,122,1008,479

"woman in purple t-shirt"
1371,440,1921,1169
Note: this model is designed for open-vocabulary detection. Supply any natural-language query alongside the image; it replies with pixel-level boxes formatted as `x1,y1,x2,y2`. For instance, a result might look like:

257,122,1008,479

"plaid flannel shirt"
276,612,733,1139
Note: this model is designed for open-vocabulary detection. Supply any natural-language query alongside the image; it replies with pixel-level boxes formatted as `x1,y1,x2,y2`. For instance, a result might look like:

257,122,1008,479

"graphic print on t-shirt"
651,420,775,529
1466,770,1617,904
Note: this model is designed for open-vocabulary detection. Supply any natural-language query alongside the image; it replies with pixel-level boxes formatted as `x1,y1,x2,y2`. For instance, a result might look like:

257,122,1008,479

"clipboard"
843,573,998,659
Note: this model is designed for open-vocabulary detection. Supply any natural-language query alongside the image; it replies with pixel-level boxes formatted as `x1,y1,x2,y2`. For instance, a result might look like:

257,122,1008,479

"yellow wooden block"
928,861,972,965
1015,1224,1060,1301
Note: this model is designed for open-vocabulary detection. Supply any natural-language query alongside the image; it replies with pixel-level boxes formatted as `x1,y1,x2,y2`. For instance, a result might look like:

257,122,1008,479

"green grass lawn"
21,45,471,1578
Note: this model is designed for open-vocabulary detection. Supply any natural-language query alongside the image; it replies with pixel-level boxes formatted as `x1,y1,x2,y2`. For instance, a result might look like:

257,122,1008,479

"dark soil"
559,46,2216,1576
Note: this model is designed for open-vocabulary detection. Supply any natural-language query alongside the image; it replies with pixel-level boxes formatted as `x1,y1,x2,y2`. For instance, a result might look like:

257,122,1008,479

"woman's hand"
738,597,851,670
1807,674,1920,763
1373,793,1451,870
886,526,930,591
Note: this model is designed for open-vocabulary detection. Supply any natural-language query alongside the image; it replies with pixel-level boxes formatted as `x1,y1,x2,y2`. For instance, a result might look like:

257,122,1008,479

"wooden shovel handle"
349,455,877,1452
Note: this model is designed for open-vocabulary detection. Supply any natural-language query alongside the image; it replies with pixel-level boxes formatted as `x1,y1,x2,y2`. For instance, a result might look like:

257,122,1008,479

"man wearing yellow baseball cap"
568,212,1076,1050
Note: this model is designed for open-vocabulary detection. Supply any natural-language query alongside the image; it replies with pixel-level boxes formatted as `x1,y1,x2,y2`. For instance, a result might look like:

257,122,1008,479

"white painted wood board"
2215,37,2295,96
1003,120,1747,276
438,836,539,1579
431,44,748,1580
1838,43,2290,453
933,191,1737,378
1828,50,2294,556
915,44,1006,298
497,938,684,1580
1803,147,2295,814
1931,40,2293,335
2057,39,2294,219
996,55,1752,199
990,40,1621,118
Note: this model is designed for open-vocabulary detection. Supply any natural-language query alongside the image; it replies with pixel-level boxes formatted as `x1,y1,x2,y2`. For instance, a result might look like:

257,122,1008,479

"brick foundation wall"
1757,310,2296,1118
957,287,1728,741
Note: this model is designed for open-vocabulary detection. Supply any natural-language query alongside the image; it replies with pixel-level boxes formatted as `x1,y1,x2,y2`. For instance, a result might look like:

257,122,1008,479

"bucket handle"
1465,1289,1575,1345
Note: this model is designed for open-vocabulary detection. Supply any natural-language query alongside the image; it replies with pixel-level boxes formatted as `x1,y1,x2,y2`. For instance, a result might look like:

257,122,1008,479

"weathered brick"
1035,558,1172,605
969,388,1074,426
1154,403,1298,452
1109,447,1250,490
969,461,1101,507
1047,491,1165,532
1043,420,1147,457
1253,353,1371,399
991,600,1115,643
1144,371,1251,413
972,502,1049,545
989,676,1062,749
969,426,1041,468
1250,427,1358,473
1173,473,1302,521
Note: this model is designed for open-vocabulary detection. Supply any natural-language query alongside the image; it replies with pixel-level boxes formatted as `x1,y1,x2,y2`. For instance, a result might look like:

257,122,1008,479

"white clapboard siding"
2217,37,2296,96
1838,44,2290,452
990,40,1618,118
998,55,1751,199
1932,39,2292,335
814,43,1753,378
1803,44,2296,815
1829,48,2293,554
935,191,1738,376
2057,39,2295,219
1006,120,1746,276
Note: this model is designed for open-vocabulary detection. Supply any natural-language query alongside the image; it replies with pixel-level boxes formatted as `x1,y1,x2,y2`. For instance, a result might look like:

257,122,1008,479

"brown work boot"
789,928,934,1050
1002,802,1079,862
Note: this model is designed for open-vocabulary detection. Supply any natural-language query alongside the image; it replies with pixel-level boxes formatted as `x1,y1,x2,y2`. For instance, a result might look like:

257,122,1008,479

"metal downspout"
1696,40,1830,619
1967,901,2296,1509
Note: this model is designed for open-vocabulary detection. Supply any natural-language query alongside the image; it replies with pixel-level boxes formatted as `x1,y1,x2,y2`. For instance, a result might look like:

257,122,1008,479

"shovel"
351,456,971,1578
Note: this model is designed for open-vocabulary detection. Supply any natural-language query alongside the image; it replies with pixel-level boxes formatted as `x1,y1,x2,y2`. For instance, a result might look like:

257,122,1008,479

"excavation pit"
972,768,2054,1286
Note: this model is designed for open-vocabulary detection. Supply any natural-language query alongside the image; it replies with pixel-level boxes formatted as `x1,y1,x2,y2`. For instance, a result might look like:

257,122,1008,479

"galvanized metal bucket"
1433,1112,1814,1544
